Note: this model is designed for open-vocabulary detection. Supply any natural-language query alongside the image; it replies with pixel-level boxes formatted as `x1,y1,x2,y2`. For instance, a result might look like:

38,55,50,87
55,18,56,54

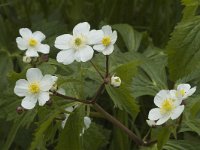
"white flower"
146,120,156,127
61,106,74,128
22,55,32,63
55,22,103,64
148,90,184,125
16,28,50,57
93,25,117,55
111,75,121,87
14,68,54,109
175,84,196,100
50,76,58,92
80,116,92,136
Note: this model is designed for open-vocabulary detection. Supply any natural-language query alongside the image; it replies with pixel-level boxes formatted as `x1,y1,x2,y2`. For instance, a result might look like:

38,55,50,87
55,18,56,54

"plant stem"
91,82,105,103
90,61,104,79
106,56,109,77
93,103,144,146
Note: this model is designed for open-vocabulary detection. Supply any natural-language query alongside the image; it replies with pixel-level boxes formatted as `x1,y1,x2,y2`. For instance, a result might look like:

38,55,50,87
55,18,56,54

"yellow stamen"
160,99,174,114
74,38,82,46
29,38,37,47
102,36,111,46
29,82,40,94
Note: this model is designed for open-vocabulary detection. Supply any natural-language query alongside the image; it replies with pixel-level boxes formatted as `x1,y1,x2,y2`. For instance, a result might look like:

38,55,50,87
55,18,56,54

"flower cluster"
147,84,196,126
16,22,117,65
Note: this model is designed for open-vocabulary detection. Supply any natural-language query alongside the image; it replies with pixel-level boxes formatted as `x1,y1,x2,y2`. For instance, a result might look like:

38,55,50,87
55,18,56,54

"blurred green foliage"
1,0,200,150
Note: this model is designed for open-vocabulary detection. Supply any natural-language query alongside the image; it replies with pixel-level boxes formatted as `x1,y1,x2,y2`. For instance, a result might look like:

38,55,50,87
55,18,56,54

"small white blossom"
175,84,196,100
148,90,184,125
61,106,74,128
93,25,117,55
80,116,92,136
146,120,156,127
50,76,59,92
16,28,50,57
55,22,103,65
14,68,54,109
22,56,32,63
111,75,121,87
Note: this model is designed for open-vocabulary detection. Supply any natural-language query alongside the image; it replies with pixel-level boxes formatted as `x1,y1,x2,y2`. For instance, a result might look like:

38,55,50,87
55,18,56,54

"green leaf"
167,16,200,81
163,140,200,150
56,105,84,150
106,60,140,119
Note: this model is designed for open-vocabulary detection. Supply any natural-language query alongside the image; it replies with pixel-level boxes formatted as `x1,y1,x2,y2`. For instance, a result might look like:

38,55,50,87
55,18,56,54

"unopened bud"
146,120,156,127
22,56,31,63
111,75,121,88
16,106,24,114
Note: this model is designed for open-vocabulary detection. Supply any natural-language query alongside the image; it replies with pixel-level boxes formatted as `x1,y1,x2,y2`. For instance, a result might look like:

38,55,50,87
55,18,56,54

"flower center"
74,38,82,46
29,38,38,47
29,82,40,94
160,99,174,114
102,36,111,46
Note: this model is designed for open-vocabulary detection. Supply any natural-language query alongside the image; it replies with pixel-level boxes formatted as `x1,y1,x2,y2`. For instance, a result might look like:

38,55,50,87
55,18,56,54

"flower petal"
26,68,43,83
171,105,184,120
156,115,170,125
87,30,104,45
177,84,191,91
25,48,39,57
84,116,91,129
148,108,162,120
38,92,50,106
56,49,75,65
187,86,196,97
73,22,90,35
14,79,29,97
102,25,112,35
111,31,117,44
40,75,54,91
93,44,105,52
21,95,37,109
19,28,32,39
33,31,46,42
75,45,94,62
102,44,114,55
154,90,170,107
16,37,28,50
37,44,50,54
55,34,73,50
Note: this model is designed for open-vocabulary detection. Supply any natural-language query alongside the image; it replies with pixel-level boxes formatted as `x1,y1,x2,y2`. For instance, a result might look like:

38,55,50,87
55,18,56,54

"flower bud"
16,106,24,114
146,120,156,127
22,56,31,63
111,75,121,87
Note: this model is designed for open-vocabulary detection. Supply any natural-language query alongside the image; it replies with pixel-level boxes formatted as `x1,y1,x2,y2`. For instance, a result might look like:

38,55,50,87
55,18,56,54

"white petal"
73,22,90,35
61,115,69,128
75,45,94,62
148,108,162,120
102,44,114,55
93,44,105,52
33,31,46,42
111,31,117,44
40,75,54,91
65,106,74,112
87,30,104,45
25,49,39,57
21,95,37,109
154,90,170,107
102,25,112,35
84,116,91,129
26,68,43,82
56,49,75,65
16,37,28,50
171,105,184,120
19,28,32,39
55,34,73,50
37,44,50,54
38,92,49,106
187,86,196,97
177,84,191,91
57,88,66,95
156,115,170,125
14,79,29,97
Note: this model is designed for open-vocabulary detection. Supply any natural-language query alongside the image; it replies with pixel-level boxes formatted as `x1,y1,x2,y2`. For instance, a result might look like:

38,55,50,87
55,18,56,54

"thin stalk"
106,56,109,77
90,61,104,79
